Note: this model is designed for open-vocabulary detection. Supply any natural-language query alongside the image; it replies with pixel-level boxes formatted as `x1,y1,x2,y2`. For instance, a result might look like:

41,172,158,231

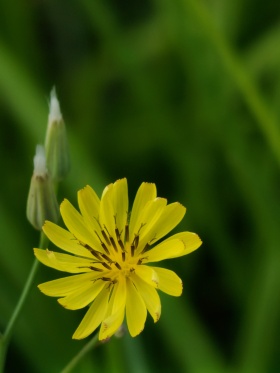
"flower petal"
99,278,126,340
138,203,186,250
73,287,110,340
78,185,101,233
38,272,99,296
43,221,93,258
60,199,100,250
141,238,185,263
99,183,117,241
126,278,147,337
164,232,202,257
34,248,97,273
133,198,166,245
58,280,106,310
99,307,125,341
102,277,127,317
152,267,183,296
131,273,161,322
112,179,128,237
129,182,157,239
134,265,159,287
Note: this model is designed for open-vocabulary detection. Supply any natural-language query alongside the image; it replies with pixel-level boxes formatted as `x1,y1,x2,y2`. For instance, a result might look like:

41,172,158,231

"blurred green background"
1,0,280,372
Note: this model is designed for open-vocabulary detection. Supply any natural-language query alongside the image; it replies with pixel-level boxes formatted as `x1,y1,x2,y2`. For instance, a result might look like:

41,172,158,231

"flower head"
34,179,201,340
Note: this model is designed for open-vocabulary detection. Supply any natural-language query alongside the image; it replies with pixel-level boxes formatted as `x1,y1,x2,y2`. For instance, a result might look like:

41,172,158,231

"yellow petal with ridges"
131,273,161,322
38,272,99,296
43,221,94,258
73,287,110,340
152,267,182,296
126,277,147,337
99,183,117,241
141,239,185,263
99,306,125,340
164,232,202,257
112,179,128,238
135,265,159,287
58,280,106,310
78,185,101,233
133,198,166,244
129,182,157,239
103,277,126,317
34,248,96,273
137,203,186,252
60,199,100,250
99,278,126,340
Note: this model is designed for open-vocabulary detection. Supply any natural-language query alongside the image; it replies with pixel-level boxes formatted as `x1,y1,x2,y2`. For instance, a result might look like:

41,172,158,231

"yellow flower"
34,179,202,340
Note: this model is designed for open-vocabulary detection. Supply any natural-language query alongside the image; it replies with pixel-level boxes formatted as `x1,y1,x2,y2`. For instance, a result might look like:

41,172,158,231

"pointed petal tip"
115,177,127,183
72,329,89,340
60,198,70,208
72,333,82,340
57,298,67,308
130,327,144,338
154,312,160,323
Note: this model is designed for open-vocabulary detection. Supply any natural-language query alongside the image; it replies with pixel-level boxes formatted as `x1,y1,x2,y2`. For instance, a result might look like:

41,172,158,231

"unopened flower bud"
27,145,59,230
45,88,70,181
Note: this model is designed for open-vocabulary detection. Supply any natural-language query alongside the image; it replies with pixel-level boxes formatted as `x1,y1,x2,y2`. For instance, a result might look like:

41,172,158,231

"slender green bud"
26,145,59,230
45,88,70,181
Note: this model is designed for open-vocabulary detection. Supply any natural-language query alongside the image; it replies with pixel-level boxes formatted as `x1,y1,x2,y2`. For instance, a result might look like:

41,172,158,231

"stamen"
89,266,103,272
114,262,122,270
137,258,145,265
115,227,121,240
101,253,113,263
110,236,118,252
125,223,129,243
101,262,112,270
140,242,150,254
118,239,125,251
137,223,146,234
108,278,117,290
101,277,112,282
77,240,99,257
101,242,110,255
134,235,139,249
122,252,126,261
87,248,103,260
101,229,111,246
83,243,93,251
131,244,135,257
130,233,140,256
95,231,110,255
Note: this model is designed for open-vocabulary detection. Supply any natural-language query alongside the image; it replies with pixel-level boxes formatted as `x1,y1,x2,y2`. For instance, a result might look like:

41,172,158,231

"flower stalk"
60,333,100,373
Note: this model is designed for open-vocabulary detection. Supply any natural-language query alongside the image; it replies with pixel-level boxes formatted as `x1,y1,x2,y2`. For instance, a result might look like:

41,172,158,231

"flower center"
79,222,149,284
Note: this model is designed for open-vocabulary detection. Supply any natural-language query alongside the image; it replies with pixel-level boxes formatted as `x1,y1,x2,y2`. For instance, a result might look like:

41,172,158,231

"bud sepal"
27,145,59,230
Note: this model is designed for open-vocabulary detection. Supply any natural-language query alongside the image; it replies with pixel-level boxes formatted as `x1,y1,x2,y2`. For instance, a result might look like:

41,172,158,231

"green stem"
0,231,48,373
60,334,100,373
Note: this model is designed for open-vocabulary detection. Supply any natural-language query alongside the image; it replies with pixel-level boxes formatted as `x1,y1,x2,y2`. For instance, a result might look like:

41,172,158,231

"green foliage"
1,0,280,372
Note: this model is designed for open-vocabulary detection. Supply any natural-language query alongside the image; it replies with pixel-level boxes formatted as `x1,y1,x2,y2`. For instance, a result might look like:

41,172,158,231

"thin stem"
0,231,48,373
60,334,100,373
